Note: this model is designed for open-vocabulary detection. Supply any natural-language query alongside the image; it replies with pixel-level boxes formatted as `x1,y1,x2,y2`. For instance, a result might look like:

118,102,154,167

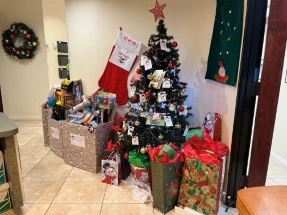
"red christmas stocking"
98,31,141,105
98,46,138,105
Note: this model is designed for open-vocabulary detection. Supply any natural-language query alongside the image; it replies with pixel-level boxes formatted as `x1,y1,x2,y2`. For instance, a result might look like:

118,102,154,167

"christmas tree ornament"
10,34,14,39
26,54,30,57
180,91,185,96
172,41,178,48
23,31,27,34
149,0,167,22
124,152,129,159
21,51,25,55
140,147,147,154
32,42,37,46
179,105,185,112
158,134,164,141
122,124,127,131
145,91,151,97
135,120,140,126
169,104,176,112
136,69,142,74
5,40,9,43
132,95,138,103
26,50,30,54
126,102,131,108
168,62,173,69
16,50,20,55
175,123,181,129
26,34,31,39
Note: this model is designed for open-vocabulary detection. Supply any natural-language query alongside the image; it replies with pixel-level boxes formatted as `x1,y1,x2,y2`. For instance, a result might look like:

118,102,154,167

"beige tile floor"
14,120,238,215
266,156,287,186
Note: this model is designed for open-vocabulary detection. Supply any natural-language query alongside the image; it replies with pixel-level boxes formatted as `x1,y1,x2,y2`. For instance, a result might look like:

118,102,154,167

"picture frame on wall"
57,41,68,53
58,55,69,66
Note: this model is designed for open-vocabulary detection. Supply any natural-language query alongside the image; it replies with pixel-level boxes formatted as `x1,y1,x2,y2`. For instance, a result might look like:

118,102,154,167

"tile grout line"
99,183,108,215
44,164,74,215
22,148,51,180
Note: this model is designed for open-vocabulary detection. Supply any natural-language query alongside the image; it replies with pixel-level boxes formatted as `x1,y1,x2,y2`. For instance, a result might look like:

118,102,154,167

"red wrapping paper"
148,143,185,163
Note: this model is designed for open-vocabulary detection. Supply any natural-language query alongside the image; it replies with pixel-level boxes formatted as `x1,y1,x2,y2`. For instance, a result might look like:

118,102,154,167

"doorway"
226,0,287,203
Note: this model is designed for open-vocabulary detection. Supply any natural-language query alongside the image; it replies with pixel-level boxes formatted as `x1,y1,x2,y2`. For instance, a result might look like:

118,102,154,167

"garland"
2,22,39,59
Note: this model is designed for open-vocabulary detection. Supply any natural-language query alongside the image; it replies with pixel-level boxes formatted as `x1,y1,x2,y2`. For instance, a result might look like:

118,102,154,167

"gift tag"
128,126,134,136
144,59,152,71
179,105,188,116
141,56,148,66
160,39,167,51
130,85,136,96
139,94,147,103
153,113,160,120
162,78,171,88
164,116,173,127
158,92,167,102
183,125,190,136
132,136,139,145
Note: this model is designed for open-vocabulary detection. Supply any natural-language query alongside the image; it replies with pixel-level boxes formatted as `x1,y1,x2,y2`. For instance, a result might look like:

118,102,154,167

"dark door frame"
226,0,268,202
0,86,3,112
248,0,287,187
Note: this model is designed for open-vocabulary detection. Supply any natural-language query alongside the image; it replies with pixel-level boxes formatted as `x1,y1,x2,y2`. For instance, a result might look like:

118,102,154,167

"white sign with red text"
109,45,137,71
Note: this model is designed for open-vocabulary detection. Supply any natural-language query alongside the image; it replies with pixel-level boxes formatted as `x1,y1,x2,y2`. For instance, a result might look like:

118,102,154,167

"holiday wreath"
2,22,38,59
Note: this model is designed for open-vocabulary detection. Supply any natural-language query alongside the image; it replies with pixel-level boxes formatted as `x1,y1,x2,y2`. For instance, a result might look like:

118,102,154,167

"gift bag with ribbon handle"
101,152,121,185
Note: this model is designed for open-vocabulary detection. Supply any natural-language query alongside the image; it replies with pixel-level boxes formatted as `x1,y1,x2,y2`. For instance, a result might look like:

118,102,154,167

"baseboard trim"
270,151,287,167
8,116,42,121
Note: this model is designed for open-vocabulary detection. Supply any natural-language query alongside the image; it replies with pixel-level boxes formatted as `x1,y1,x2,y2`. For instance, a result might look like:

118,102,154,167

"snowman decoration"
102,163,117,185
214,60,229,83
203,113,214,137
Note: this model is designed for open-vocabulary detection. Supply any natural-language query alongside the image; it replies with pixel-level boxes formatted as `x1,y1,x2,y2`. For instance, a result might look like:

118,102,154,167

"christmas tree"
120,19,192,153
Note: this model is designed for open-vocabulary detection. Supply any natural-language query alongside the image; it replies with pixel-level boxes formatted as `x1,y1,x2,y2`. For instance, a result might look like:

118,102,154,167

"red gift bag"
202,112,221,140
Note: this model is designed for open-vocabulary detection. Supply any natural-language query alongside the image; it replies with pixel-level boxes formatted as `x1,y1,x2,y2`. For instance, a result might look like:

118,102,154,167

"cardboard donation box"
41,107,52,147
63,121,113,173
48,118,64,159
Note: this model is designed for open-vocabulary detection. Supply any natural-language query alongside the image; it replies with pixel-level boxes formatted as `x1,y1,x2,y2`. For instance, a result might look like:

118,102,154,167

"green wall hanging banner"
205,0,244,86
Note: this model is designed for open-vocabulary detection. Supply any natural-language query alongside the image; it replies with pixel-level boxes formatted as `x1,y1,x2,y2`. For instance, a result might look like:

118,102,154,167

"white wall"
66,0,245,149
271,43,287,164
0,0,49,119
42,0,68,88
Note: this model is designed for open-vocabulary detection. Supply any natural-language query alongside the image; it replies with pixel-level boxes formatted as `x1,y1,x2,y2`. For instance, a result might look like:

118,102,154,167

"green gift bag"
151,161,184,214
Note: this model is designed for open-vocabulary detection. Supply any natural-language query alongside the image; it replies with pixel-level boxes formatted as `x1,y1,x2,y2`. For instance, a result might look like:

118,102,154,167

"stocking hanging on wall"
205,0,244,86
98,30,142,105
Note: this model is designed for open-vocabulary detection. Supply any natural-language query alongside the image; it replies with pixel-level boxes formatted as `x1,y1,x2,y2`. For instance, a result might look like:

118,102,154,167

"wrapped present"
178,135,228,215
48,118,64,158
149,143,185,214
202,112,221,140
0,183,11,214
102,152,121,185
41,105,52,147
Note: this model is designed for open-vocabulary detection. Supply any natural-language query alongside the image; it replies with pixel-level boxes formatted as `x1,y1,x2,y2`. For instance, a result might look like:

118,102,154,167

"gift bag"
101,153,121,186
151,161,183,214
202,112,221,140
178,158,222,215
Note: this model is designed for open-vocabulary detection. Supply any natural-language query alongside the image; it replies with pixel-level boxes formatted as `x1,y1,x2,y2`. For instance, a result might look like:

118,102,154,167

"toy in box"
93,91,116,110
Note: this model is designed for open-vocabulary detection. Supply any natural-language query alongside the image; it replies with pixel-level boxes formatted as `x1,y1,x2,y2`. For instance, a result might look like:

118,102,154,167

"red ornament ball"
172,41,178,48
124,152,129,160
10,34,14,39
145,91,151,97
136,69,142,74
26,34,31,39
26,50,30,54
179,105,185,112
132,95,138,102
16,50,20,55
103,98,108,105
168,63,173,69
